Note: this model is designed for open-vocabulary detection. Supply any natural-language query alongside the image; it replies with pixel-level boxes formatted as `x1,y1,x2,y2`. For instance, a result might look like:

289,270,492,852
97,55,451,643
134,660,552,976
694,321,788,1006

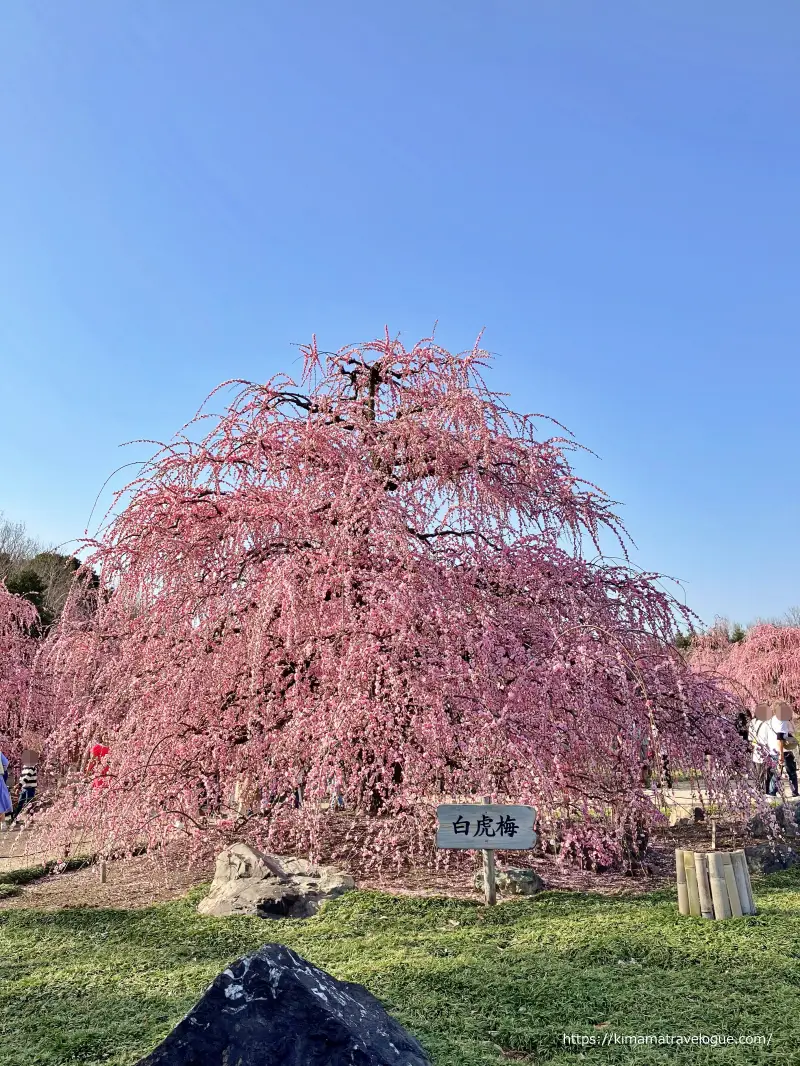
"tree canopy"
0,512,97,630
0,581,43,762
43,334,752,868
4,567,47,625
690,622,800,708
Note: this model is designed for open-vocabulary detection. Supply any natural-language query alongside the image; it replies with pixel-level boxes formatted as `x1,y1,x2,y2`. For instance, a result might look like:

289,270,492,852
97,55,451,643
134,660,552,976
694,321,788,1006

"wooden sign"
436,802,537,907
436,804,537,850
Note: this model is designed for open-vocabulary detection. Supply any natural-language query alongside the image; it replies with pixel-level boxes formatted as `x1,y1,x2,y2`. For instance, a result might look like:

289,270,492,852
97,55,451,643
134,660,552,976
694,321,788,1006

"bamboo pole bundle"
707,853,732,920
684,851,701,916
722,854,742,918
675,849,690,916
732,850,756,915
693,852,714,919
676,848,755,919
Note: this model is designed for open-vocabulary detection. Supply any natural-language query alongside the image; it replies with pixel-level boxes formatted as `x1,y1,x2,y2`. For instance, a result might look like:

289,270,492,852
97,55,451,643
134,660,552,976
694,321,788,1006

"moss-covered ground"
1,870,797,1064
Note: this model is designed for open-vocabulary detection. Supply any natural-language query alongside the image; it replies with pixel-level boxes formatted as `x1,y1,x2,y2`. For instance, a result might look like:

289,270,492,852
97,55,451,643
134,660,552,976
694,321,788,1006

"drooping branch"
39,333,753,870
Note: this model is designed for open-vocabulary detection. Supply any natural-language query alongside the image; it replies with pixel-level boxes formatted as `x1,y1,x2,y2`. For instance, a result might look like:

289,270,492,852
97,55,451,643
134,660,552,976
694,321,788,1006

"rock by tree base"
473,866,545,896
197,843,354,918
744,842,798,875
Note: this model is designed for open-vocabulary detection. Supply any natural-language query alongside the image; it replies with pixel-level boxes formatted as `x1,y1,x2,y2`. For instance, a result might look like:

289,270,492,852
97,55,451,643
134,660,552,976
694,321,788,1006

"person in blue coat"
0,752,12,825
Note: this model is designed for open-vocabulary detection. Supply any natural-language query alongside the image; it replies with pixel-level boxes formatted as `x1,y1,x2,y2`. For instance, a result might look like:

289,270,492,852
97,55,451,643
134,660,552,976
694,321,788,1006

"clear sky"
2,2,798,628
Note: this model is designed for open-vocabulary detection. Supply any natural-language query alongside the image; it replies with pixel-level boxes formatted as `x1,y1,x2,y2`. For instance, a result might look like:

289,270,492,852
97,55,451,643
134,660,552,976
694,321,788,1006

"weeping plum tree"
690,623,800,707
0,581,44,763
44,334,752,868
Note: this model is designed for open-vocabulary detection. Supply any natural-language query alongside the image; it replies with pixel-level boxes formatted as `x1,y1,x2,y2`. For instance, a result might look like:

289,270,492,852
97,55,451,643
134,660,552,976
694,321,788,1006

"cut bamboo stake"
693,852,714,919
732,850,755,915
745,853,755,915
675,849,690,916
684,851,701,916
707,853,731,920
746,859,756,915
722,854,742,918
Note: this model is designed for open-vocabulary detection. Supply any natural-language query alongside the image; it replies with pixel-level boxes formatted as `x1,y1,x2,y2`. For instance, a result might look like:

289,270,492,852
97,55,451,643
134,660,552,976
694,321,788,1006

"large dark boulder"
136,943,430,1066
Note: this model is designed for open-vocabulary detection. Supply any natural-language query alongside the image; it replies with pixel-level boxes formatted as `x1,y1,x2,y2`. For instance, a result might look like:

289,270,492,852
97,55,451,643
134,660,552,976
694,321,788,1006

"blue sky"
2,2,798,627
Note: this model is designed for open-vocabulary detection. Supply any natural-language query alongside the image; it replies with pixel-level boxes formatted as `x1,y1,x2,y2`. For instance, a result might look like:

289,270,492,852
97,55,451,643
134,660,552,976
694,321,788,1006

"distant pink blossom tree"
0,582,42,762
691,623,800,708
44,334,753,868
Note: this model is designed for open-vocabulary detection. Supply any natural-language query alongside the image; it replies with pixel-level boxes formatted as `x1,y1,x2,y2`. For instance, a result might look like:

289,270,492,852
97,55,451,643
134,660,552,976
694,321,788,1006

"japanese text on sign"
452,812,520,838
435,804,537,850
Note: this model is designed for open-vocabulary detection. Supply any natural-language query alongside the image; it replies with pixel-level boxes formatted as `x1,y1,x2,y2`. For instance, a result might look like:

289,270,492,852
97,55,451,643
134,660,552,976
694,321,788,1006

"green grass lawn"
1,871,799,1065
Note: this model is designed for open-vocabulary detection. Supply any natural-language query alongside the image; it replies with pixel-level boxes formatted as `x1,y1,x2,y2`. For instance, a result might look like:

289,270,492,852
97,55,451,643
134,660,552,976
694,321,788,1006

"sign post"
435,799,537,906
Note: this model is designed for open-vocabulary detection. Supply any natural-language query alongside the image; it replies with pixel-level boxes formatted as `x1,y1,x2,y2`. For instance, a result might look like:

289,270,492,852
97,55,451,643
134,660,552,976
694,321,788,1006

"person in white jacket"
770,699,799,798
749,703,778,794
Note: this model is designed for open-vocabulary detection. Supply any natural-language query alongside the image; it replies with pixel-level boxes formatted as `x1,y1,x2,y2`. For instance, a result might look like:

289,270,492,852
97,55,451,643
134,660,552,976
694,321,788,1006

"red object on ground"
88,744,111,788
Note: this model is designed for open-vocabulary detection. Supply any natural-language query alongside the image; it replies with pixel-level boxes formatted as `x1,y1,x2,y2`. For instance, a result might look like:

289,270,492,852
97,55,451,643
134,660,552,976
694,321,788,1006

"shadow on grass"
2,873,800,1065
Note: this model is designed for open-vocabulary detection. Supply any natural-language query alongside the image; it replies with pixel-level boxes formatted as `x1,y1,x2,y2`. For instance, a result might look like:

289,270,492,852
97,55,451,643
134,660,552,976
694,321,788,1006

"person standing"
0,753,12,827
770,700,799,798
735,709,751,743
10,755,38,825
749,703,777,794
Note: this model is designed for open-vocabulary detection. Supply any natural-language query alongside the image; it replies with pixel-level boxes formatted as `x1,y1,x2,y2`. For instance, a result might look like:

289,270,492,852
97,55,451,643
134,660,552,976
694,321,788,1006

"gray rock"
197,843,354,918
746,813,770,838
473,866,545,897
670,807,705,828
744,842,799,875
671,816,693,830
135,943,430,1065
747,806,800,839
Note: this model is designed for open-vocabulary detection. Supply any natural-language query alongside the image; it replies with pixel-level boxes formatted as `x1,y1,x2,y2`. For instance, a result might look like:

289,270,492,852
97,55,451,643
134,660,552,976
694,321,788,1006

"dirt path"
0,850,207,910
0,826,72,875
0,811,769,913
0,840,683,912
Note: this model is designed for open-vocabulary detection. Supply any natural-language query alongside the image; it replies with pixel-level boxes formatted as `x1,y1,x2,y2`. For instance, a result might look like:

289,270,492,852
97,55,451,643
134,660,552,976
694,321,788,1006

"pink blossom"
0,582,47,763
40,334,754,868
